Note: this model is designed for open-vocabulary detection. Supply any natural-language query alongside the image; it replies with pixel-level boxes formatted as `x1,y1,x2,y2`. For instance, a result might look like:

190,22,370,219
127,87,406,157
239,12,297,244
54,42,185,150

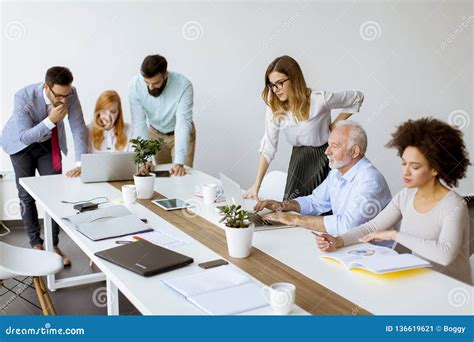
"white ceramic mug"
202,184,219,205
122,185,137,205
262,282,296,315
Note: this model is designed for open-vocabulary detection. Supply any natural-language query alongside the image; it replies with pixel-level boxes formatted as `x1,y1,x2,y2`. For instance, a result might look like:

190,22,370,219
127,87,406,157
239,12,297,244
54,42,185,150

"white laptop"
219,173,295,231
81,152,136,183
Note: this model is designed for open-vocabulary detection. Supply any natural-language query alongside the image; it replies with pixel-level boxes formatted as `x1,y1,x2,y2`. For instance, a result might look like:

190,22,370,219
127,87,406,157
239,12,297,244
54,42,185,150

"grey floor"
0,223,140,316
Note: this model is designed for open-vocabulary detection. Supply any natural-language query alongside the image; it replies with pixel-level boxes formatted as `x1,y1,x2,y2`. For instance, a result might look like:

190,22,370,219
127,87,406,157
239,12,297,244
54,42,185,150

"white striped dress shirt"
259,89,364,163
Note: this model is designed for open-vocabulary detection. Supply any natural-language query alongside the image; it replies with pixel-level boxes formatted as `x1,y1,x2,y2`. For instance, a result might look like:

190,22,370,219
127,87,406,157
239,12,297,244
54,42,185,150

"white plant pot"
133,174,156,199
225,225,254,258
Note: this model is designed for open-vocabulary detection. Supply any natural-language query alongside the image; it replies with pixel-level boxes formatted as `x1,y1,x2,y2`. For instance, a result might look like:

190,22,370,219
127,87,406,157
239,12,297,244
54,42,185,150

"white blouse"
259,89,364,163
88,123,132,153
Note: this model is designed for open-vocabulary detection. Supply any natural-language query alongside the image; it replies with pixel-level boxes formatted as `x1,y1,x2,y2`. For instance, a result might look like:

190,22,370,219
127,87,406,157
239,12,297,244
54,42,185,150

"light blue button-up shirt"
129,71,193,165
295,157,392,235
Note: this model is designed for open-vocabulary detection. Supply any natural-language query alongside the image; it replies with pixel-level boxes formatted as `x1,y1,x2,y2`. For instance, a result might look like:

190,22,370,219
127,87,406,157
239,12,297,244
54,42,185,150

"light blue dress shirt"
129,71,193,165
295,157,392,235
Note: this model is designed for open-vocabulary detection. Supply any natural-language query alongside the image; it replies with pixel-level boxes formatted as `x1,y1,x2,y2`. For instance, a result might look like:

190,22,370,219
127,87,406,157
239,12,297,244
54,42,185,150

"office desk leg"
43,212,107,291
107,278,119,315
43,212,56,291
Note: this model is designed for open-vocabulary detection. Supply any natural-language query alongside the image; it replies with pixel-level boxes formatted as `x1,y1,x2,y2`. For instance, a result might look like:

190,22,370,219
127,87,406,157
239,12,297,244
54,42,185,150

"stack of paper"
131,230,190,249
63,205,152,241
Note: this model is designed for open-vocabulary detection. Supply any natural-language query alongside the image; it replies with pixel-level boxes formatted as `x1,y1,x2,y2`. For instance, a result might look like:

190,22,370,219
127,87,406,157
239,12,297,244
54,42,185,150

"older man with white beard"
254,120,392,235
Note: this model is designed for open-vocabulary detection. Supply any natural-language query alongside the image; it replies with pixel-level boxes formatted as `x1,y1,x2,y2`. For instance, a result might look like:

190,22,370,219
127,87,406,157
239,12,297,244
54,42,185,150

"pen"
115,240,132,245
311,230,334,245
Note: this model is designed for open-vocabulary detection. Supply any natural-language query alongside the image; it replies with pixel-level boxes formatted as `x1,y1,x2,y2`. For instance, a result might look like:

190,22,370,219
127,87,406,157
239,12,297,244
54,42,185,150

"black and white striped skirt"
284,144,330,200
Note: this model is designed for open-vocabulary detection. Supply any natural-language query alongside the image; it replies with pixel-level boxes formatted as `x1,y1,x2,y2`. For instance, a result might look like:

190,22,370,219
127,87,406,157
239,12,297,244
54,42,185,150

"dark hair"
386,117,471,187
45,66,73,87
141,55,168,78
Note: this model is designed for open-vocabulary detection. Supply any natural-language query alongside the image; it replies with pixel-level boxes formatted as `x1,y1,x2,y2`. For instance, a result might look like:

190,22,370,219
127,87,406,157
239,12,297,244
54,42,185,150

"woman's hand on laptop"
66,166,81,178
243,183,260,200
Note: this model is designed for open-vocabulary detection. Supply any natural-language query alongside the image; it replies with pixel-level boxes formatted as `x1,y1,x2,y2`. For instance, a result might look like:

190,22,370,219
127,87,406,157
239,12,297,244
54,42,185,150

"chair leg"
33,277,49,315
38,277,57,315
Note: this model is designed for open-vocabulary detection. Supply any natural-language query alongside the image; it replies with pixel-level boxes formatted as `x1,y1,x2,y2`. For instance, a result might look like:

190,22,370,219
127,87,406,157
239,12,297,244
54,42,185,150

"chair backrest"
0,241,63,279
0,242,16,280
258,171,288,201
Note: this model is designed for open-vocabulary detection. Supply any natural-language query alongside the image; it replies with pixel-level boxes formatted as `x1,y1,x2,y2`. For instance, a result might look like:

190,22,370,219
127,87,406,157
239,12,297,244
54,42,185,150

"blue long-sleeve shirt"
295,157,392,235
129,71,193,165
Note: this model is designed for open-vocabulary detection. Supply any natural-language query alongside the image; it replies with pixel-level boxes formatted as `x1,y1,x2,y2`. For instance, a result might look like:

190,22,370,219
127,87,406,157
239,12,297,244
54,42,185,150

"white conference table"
20,166,307,315
20,165,473,315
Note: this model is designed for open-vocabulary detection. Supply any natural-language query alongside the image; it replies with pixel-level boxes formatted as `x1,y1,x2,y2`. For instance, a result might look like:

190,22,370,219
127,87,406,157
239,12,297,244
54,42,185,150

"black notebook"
95,240,194,277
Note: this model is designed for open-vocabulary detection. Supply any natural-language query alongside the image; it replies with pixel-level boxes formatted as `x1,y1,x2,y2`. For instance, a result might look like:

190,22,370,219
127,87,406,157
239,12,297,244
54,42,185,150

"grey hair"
334,120,368,155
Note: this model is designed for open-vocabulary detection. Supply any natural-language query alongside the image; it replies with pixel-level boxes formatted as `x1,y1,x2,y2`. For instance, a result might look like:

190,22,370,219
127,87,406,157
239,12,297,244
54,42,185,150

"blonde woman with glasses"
244,55,365,201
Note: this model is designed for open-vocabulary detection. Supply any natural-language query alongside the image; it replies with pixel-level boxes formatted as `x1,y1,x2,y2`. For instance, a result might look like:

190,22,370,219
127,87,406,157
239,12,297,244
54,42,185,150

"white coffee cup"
262,282,295,315
122,185,137,205
202,184,218,205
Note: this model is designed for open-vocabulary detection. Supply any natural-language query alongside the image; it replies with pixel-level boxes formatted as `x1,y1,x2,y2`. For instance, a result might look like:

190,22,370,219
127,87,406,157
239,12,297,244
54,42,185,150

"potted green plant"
219,205,254,258
130,137,163,199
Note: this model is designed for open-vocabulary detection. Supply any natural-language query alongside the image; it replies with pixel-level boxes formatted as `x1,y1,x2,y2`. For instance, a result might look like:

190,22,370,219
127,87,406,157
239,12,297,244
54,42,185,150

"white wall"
1,0,472,196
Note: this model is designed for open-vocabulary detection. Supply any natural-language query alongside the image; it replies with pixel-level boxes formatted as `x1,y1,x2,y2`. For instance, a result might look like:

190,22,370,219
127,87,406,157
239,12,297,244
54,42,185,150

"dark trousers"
10,140,61,247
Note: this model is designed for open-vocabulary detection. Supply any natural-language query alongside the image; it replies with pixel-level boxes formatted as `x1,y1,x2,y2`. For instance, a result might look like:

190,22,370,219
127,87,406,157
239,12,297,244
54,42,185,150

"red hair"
91,90,127,151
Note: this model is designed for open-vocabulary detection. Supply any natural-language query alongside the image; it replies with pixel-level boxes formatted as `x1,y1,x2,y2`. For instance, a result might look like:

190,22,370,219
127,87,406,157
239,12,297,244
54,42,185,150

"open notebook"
321,244,431,274
162,265,269,315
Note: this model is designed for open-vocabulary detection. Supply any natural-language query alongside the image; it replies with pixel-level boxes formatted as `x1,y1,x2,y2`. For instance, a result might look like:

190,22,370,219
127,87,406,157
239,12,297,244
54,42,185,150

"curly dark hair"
386,117,471,187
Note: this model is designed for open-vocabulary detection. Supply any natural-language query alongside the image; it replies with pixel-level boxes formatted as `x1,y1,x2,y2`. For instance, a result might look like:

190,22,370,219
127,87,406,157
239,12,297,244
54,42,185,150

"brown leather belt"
151,125,174,136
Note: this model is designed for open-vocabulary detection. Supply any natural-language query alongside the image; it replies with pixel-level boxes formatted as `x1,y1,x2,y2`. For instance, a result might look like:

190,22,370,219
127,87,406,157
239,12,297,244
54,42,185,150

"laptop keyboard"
249,213,275,227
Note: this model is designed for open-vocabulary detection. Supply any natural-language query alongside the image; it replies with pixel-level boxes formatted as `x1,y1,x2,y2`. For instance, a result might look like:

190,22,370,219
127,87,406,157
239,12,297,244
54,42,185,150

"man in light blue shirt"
255,121,392,236
129,54,195,176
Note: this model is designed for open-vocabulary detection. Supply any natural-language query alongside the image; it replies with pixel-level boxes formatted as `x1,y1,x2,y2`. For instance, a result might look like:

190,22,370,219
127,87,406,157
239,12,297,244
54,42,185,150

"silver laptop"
219,173,295,231
81,152,136,183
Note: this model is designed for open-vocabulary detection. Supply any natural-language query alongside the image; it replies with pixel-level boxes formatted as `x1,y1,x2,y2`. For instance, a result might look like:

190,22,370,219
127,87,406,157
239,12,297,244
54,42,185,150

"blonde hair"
262,55,311,122
91,90,127,151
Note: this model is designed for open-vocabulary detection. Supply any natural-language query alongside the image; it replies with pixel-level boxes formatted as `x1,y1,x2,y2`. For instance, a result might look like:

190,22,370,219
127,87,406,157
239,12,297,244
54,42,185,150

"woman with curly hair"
316,117,471,284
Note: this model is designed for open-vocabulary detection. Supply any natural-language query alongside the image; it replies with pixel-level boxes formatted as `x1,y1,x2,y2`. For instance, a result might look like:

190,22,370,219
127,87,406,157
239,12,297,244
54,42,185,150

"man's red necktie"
51,127,62,172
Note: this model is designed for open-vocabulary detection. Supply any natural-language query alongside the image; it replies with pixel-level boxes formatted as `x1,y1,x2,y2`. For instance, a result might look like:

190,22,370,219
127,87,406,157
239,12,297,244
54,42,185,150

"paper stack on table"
162,265,269,315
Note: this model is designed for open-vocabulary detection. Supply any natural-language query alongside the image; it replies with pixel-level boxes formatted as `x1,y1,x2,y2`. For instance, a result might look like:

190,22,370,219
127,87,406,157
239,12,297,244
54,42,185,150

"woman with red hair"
88,90,131,152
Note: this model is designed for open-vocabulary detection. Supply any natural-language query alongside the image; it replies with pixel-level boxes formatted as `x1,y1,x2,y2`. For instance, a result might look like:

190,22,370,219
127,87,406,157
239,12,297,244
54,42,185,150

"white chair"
0,241,63,315
258,171,288,201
